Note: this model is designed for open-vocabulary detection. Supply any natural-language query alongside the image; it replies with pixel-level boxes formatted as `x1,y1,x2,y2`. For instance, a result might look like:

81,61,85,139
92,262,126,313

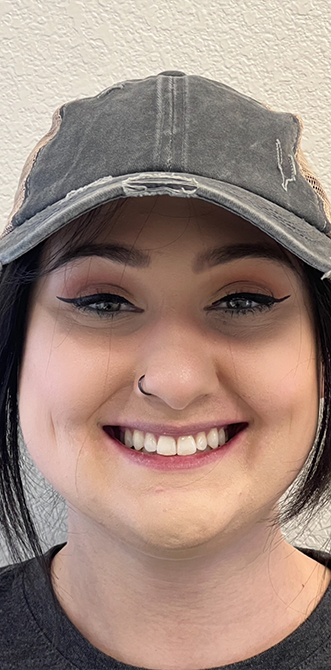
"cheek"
232,319,319,440
18,309,121,448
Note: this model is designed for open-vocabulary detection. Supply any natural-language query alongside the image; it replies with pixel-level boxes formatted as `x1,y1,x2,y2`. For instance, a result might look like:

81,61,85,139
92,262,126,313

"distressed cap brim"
1,171,331,278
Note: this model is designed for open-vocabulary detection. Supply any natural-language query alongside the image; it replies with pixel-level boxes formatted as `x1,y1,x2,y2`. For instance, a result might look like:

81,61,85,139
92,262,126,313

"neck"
50,522,331,669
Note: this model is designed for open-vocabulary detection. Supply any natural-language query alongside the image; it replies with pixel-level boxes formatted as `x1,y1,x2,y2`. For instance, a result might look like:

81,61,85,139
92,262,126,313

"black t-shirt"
0,542,330,669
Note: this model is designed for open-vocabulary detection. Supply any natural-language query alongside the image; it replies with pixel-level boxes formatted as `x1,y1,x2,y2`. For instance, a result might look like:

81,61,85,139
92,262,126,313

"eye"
208,292,291,317
56,291,291,320
56,293,139,318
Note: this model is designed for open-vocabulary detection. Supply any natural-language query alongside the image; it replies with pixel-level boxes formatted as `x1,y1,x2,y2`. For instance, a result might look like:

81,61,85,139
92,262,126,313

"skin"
18,195,330,669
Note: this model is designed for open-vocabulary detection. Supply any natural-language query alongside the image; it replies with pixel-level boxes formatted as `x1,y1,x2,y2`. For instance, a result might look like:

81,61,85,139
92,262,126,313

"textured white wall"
1,0,331,563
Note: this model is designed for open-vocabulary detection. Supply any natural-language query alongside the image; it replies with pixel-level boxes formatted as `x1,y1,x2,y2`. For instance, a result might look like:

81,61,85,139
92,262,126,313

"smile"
106,423,247,456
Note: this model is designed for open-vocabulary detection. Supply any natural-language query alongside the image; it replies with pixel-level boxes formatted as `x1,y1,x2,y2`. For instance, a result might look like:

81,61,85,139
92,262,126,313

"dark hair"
0,197,331,620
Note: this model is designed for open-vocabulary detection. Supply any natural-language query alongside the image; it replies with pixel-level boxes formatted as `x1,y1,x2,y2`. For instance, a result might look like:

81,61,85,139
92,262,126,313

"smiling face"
18,195,321,557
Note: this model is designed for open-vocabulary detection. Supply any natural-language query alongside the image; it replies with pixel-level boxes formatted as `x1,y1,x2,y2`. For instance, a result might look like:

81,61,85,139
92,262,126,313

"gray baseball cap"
2,70,331,280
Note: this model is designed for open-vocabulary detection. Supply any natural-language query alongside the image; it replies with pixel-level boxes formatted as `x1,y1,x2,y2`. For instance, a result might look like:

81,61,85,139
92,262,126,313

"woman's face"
18,195,321,557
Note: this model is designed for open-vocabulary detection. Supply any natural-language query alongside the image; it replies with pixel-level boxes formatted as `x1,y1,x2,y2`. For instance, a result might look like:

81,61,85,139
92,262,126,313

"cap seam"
7,106,64,230
182,76,188,171
153,76,163,169
293,113,331,229
167,76,174,171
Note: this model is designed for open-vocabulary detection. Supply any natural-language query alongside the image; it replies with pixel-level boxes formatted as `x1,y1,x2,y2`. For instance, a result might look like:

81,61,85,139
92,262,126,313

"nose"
135,322,220,410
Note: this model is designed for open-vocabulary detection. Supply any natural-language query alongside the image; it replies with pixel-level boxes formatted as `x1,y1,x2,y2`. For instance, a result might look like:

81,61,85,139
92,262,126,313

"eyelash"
57,292,290,319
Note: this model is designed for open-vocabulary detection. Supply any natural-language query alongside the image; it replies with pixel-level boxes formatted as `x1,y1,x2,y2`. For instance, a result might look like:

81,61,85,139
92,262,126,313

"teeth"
123,427,228,455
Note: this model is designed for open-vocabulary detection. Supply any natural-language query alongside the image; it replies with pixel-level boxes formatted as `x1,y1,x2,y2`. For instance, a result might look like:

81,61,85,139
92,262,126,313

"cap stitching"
154,76,163,168
167,76,174,171
182,76,188,172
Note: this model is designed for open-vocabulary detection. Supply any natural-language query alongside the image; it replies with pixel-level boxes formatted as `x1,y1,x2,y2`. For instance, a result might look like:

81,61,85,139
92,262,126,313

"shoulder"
0,548,71,669
0,558,26,608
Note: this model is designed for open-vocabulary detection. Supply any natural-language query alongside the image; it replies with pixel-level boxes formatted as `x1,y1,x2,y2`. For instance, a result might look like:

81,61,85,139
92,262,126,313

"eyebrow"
51,241,299,275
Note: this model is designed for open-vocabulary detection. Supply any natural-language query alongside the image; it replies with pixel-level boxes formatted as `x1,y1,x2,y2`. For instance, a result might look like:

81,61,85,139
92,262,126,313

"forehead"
62,195,277,240
42,195,304,278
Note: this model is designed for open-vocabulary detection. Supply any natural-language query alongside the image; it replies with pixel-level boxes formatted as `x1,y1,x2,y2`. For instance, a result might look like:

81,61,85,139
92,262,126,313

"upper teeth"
123,427,228,455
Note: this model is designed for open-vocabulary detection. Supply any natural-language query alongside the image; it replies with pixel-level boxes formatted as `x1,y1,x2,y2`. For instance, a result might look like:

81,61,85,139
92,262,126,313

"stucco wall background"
1,0,331,565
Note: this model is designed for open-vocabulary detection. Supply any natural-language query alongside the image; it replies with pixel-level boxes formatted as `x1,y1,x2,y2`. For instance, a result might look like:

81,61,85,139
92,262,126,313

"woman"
0,71,330,669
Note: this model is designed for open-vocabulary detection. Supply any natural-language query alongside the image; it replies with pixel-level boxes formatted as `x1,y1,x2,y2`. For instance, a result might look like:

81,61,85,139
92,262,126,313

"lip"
103,423,248,471
104,421,246,439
